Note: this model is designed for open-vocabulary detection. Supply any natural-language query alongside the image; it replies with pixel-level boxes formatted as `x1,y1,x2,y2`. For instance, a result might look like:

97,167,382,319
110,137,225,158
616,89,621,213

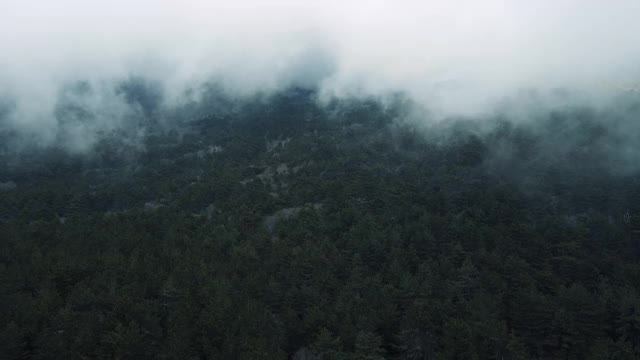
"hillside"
1,89,640,359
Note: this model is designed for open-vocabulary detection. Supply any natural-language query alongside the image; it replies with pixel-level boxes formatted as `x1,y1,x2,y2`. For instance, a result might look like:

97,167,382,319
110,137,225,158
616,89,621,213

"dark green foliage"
1,89,640,359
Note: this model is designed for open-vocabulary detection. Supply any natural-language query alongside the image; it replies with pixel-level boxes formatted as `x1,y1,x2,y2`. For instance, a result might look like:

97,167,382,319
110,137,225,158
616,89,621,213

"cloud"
1,0,640,147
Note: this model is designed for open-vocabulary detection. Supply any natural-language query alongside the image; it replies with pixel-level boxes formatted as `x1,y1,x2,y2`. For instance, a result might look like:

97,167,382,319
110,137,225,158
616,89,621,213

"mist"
2,0,640,150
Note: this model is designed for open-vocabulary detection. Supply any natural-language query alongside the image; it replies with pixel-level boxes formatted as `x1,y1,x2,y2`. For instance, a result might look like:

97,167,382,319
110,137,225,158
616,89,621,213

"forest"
1,87,640,359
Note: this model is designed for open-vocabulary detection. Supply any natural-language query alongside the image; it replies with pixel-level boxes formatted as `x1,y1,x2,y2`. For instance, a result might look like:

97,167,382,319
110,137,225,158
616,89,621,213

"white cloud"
1,0,639,129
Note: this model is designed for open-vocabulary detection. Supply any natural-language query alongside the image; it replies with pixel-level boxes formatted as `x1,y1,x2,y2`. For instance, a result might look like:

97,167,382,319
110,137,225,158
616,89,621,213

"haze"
2,0,640,137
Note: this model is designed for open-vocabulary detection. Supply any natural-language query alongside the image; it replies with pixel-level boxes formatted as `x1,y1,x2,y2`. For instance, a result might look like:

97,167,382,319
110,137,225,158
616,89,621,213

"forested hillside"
1,88,640,359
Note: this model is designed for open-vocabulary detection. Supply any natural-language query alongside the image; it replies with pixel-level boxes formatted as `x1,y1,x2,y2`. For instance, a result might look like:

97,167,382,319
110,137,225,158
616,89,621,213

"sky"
2,0,640,135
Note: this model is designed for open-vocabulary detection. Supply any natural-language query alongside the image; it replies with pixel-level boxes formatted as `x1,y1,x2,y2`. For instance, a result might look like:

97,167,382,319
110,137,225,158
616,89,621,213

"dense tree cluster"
1,89,640,359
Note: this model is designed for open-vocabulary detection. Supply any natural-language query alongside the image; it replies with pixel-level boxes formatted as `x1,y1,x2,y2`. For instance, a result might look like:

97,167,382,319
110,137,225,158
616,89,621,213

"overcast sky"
2,0,640,129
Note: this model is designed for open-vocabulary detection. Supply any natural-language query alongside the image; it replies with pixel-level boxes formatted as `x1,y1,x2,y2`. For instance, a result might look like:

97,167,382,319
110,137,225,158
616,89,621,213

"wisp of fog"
2,0,640,149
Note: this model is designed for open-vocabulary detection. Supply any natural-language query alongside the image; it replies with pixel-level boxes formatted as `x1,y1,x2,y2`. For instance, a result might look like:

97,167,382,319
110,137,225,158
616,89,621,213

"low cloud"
2,0,640,149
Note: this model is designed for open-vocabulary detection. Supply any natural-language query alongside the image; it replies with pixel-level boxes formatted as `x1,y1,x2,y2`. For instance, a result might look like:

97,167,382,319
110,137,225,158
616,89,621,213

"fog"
2,0,640,149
